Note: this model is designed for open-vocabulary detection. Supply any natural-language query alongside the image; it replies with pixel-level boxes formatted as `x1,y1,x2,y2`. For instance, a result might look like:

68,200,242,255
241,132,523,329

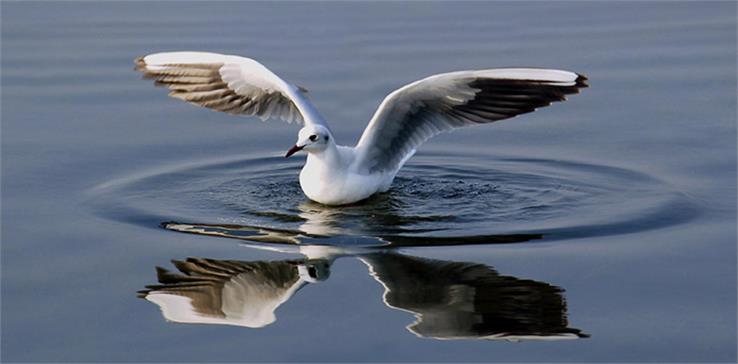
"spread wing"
135,51,328,128
138,257,305,328
353,69,588,173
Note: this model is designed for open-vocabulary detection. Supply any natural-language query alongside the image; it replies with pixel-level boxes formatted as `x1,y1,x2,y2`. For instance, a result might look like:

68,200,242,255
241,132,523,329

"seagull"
136,52,588,205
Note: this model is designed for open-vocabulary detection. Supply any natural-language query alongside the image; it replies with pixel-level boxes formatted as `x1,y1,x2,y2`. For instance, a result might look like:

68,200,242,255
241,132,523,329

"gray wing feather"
354,69,588,174
136,58,304,123
134,52,328,128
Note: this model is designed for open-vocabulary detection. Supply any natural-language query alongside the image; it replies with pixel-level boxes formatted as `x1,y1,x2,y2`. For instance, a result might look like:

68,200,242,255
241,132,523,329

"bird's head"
297,259,332,283
285,125,332,157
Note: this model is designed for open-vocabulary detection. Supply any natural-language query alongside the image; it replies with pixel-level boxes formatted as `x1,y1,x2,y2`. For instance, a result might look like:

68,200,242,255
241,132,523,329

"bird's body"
298,141,400,205
301,145,373,205
136,51,587,205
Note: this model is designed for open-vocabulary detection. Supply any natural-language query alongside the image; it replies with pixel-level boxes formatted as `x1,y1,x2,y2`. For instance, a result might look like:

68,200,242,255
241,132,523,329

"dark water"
2,2,736,362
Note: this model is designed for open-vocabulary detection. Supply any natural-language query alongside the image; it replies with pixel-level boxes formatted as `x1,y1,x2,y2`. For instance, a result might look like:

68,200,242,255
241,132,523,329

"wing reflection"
138,257,330,328
361,253,588,340
140,249,587,340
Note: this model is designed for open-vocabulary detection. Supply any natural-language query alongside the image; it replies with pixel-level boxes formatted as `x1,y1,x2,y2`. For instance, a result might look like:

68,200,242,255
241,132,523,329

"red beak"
285,144,304,158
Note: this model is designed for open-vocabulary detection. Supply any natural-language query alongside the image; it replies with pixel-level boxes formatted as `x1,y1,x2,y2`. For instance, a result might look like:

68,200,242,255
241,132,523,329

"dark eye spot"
309,135,317,142
324,135,329,141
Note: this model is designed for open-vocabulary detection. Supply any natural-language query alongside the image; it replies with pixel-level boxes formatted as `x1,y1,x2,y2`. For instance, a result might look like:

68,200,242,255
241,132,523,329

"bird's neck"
306,142,342,170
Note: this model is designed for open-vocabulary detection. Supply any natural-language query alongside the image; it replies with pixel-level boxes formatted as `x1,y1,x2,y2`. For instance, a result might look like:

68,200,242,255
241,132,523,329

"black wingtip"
133,56,146,71
575,74,589,88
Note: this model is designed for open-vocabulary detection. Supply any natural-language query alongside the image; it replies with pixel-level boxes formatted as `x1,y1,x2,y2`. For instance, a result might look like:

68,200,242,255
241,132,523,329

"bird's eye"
309,135,317,142
324,135,329,141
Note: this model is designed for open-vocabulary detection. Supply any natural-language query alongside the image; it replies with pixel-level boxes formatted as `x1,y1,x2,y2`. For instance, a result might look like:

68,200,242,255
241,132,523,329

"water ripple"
88,152,699,246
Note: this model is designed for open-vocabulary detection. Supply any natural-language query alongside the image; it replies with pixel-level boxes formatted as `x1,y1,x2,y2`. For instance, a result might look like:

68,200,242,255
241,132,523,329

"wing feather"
354,69,588,173
135,52,328,128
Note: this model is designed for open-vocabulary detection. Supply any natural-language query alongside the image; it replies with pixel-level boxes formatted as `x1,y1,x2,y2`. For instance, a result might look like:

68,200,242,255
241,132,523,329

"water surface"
2,2,736,362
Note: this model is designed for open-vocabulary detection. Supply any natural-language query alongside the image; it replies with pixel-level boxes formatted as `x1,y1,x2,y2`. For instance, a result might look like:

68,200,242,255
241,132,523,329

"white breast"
299,146,392,205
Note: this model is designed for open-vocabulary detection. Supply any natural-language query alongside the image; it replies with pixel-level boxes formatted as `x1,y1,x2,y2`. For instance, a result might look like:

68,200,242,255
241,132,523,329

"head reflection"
140,247,587,340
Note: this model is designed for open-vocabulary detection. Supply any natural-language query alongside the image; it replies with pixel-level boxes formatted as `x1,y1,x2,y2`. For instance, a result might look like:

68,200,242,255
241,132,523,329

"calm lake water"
2,2,736,362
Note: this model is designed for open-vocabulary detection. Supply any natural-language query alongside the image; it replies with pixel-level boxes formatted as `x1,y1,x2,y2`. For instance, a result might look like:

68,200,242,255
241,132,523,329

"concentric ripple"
88,152,699,246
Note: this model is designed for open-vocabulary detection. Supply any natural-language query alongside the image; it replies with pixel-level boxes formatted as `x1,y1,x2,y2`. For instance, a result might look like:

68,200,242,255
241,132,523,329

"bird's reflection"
145,195,584,340
140,245,587,340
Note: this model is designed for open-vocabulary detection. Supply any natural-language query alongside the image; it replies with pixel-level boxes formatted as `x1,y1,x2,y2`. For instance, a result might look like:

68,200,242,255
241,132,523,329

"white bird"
136,52,588,205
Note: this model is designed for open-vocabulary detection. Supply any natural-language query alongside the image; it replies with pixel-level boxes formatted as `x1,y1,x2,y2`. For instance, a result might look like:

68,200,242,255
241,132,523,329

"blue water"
2,2,736,362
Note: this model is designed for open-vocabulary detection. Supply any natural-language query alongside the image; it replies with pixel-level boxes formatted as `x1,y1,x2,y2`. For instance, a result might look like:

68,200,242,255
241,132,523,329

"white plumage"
136,51,588,205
